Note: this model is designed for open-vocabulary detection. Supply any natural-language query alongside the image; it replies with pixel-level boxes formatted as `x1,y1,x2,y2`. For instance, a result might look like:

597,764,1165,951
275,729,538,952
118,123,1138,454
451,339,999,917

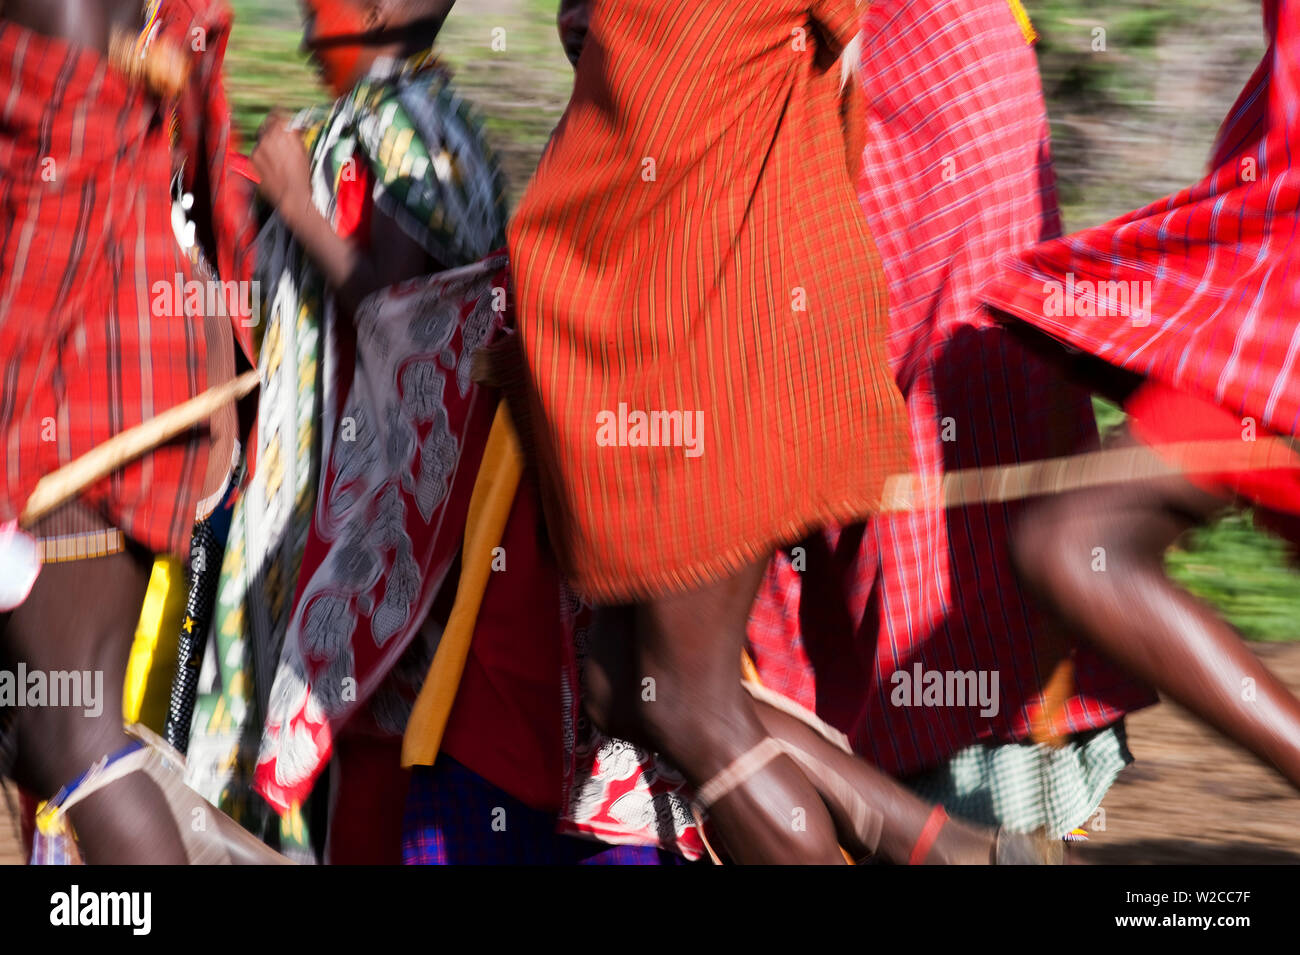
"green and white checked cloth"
905,723,1132,838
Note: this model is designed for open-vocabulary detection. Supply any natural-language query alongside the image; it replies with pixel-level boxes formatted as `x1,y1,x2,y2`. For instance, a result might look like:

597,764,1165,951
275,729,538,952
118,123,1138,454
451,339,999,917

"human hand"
251,111,311,215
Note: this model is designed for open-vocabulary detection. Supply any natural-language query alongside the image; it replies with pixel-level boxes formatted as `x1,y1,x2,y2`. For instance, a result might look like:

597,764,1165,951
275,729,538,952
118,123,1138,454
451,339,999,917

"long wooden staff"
16,374,1279,756
879,436,1300,745
875,437,1299,514
18,371,259,527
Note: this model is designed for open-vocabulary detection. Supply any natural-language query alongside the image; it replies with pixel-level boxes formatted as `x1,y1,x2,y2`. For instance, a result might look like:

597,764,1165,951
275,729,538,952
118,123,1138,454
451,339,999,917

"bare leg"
749,697,993,863
584,559,998,864
615,561,844,863
1013,431,1300,790
2,547,187,864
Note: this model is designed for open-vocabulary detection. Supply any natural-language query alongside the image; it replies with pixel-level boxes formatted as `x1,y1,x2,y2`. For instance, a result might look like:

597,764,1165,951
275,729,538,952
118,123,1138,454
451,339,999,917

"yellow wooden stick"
402,401,524,767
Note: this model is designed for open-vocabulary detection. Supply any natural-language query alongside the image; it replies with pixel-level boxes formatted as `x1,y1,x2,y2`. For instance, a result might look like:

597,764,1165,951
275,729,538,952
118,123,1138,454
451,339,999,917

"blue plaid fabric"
403,758,690,865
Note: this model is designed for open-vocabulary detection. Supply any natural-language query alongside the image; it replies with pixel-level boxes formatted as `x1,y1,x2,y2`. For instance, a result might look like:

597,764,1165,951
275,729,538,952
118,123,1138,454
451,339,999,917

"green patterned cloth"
904,723,1132,838
186,50,506,857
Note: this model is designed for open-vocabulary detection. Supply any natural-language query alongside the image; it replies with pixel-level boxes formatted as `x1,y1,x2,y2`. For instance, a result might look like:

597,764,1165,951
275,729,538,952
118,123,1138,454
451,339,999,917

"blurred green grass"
226,1,321,142
1030,0,1265,227
223,0,1298,639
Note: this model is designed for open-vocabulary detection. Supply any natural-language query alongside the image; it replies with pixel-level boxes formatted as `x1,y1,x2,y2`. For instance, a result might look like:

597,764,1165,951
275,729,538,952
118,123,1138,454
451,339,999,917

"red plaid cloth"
1127,381,1300,547
984,0,1300,443
747,0,1155,779
0,23,209,556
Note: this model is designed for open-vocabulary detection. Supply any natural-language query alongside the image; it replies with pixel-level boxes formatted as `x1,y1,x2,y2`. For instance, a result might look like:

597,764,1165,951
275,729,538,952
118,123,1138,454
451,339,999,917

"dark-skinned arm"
252,111,439,319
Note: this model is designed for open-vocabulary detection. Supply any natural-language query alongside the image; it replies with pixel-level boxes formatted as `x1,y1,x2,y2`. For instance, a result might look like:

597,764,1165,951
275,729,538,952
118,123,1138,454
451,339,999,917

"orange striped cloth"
507,0,909,601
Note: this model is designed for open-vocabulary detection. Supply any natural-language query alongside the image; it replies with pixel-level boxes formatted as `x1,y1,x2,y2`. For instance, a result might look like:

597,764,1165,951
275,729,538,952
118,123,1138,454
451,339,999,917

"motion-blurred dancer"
548,0,1148,857
199,0,512,862
747,0,1152,840
983,0,1300,797
510,0,1058,864
0,0,268,863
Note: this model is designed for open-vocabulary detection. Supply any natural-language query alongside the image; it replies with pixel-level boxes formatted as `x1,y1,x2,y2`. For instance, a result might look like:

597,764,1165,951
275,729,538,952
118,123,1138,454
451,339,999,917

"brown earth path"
1071,642,1300,865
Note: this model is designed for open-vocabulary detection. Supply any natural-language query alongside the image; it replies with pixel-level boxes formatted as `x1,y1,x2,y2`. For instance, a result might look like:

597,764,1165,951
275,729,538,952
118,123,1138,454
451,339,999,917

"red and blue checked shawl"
983,0,1300,442
746,0,1156,778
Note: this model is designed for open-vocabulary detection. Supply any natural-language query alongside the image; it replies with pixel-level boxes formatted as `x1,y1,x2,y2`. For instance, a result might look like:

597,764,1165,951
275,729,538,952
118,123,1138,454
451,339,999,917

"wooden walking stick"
19,371,259,527
0,371,259,613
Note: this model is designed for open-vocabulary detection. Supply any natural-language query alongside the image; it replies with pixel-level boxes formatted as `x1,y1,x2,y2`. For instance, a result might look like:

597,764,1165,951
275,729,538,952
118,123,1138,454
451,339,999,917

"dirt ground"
4,642,1299,865
1070,641,1300,865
